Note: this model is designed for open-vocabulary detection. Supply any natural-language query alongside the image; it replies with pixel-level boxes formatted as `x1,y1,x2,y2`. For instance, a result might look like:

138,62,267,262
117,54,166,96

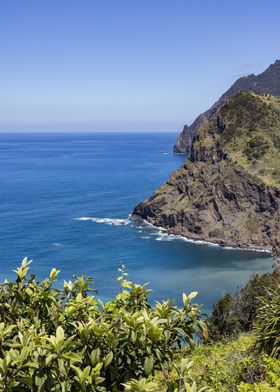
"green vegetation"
153,334,280,391
0,258,280,391
135,91,280,250
174,59,280,155
254,282,280,358
0,258,207,391
207,269,280,341
191,91,280,187
150,269,280,391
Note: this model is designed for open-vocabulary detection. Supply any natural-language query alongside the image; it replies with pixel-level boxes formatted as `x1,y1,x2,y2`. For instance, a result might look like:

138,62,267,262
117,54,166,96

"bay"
0,132,272,312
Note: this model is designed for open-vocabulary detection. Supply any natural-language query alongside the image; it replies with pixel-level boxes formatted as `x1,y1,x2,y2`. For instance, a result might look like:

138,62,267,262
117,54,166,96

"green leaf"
63,352,82,363
56,326,64,342
144,356,154,376
50,268,60,281
188,291,198,300
90,348,100,366
180,358,193,374
104,351,113,367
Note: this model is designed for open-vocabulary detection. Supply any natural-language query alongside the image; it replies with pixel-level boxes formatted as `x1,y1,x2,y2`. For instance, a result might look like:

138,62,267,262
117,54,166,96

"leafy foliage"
153,333,280,391
192,91,280,187
208,269,280,341
0,258,207,391
254,282,280,358
124,358,208,392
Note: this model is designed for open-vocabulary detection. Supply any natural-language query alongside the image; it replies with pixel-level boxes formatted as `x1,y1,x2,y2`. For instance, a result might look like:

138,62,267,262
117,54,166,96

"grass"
151,334,280,391
191,91,280,188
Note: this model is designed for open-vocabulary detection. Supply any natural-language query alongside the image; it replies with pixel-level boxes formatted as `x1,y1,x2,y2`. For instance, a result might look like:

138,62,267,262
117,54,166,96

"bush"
254,282,280,358
244,134,271,161
0,258,207,391
153,333,280,391
179,334,261,391
237,355,280,391
208,270,280,341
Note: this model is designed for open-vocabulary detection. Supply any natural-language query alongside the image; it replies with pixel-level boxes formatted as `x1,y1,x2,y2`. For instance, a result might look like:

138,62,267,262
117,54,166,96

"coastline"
131,216,272,254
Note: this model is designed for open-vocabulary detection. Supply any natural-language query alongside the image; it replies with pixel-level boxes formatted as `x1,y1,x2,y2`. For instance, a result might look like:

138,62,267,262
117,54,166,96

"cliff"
174,59,280,154
133,92,280,250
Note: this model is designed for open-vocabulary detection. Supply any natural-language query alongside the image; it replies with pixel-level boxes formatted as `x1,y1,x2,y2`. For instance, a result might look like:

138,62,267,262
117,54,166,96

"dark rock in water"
134,91,280,250
174,59,280,154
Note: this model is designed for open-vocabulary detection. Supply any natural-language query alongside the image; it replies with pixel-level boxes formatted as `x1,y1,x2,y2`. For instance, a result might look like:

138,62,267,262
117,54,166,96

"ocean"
0,132,272,312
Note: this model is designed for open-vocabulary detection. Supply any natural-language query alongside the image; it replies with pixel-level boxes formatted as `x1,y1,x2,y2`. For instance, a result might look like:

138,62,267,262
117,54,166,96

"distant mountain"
134,91,280,250
174,59,280,154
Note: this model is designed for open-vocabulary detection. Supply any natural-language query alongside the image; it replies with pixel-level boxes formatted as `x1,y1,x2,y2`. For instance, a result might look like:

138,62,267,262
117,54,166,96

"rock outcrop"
134,92,280,250
174,60,280,154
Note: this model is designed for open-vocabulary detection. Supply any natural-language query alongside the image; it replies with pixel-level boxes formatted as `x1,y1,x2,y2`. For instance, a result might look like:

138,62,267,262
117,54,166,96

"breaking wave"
75,217,130,226
140,219,270,252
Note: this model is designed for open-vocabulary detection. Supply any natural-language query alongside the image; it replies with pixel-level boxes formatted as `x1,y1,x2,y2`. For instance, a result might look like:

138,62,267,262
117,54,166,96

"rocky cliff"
134,92,280,250
174,59,280,154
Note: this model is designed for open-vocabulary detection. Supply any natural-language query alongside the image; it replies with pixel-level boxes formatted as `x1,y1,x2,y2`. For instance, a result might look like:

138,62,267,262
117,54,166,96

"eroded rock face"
134,92,280,250
133,161,280,249
174,60,280,154
173,113,208,154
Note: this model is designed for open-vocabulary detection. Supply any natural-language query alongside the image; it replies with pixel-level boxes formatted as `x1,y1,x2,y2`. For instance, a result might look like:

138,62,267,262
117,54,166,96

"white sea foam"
154,230,270,251
52,242,62,247
75,217,130,226
140,219,270,253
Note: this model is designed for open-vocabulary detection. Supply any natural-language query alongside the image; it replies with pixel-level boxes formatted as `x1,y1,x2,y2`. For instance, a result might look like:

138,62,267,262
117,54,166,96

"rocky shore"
134,91,280,250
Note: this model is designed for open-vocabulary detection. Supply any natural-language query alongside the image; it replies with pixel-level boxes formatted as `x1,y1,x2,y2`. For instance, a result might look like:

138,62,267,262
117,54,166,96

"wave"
76,215,270,253
52,242,62,247
140,219,270,253
155,232,270,252
155,231,220,247
75,217,130,226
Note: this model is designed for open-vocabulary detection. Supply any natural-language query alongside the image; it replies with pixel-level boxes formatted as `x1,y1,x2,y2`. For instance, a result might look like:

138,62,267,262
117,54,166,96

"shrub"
237,356,280,391
154,333,280,391
182,334,259,391
0,258,207,391
244,135,271,161
124,358,209,392
254,283,280,358
208,270,280,341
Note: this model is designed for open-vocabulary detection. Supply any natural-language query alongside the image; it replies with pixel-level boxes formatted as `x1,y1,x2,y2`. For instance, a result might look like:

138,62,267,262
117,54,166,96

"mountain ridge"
134,91,280,250
174,59,280,154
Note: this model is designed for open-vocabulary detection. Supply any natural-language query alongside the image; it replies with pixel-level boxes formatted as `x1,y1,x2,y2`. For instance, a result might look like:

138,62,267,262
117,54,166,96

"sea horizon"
0,131,272,313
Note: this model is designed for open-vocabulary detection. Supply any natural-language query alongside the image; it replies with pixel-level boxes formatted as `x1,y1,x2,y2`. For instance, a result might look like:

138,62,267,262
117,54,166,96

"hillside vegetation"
133,92,280,250
174,59,280,154
194,92,280,187
208,269,280,341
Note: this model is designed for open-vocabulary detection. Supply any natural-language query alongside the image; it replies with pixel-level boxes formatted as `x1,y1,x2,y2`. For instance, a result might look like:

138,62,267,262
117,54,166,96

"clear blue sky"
1,0,279,132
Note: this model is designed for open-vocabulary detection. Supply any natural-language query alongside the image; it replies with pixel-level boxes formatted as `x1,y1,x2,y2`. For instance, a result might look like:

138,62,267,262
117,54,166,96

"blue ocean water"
0,132,272,312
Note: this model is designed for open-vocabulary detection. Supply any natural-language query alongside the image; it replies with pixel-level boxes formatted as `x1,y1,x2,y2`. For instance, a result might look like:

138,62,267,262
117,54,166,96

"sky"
0,0,280,132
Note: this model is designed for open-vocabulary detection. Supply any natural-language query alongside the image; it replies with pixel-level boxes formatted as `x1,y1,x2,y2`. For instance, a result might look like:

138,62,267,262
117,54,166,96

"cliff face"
134,92,280,250
174,60,280,154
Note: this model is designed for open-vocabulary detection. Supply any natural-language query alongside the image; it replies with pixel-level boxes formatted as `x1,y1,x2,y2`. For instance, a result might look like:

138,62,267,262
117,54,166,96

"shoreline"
131,216,272,254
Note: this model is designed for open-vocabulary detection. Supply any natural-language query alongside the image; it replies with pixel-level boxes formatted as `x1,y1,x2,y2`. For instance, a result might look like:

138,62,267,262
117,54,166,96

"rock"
133,91,280,250
174,59,280,155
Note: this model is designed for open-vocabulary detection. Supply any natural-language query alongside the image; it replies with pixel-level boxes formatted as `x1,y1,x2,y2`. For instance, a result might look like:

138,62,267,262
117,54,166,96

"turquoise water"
0,132,272,312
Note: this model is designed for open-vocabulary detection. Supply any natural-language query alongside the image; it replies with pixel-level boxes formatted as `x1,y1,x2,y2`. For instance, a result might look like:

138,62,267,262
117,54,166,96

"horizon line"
0,129,179,134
